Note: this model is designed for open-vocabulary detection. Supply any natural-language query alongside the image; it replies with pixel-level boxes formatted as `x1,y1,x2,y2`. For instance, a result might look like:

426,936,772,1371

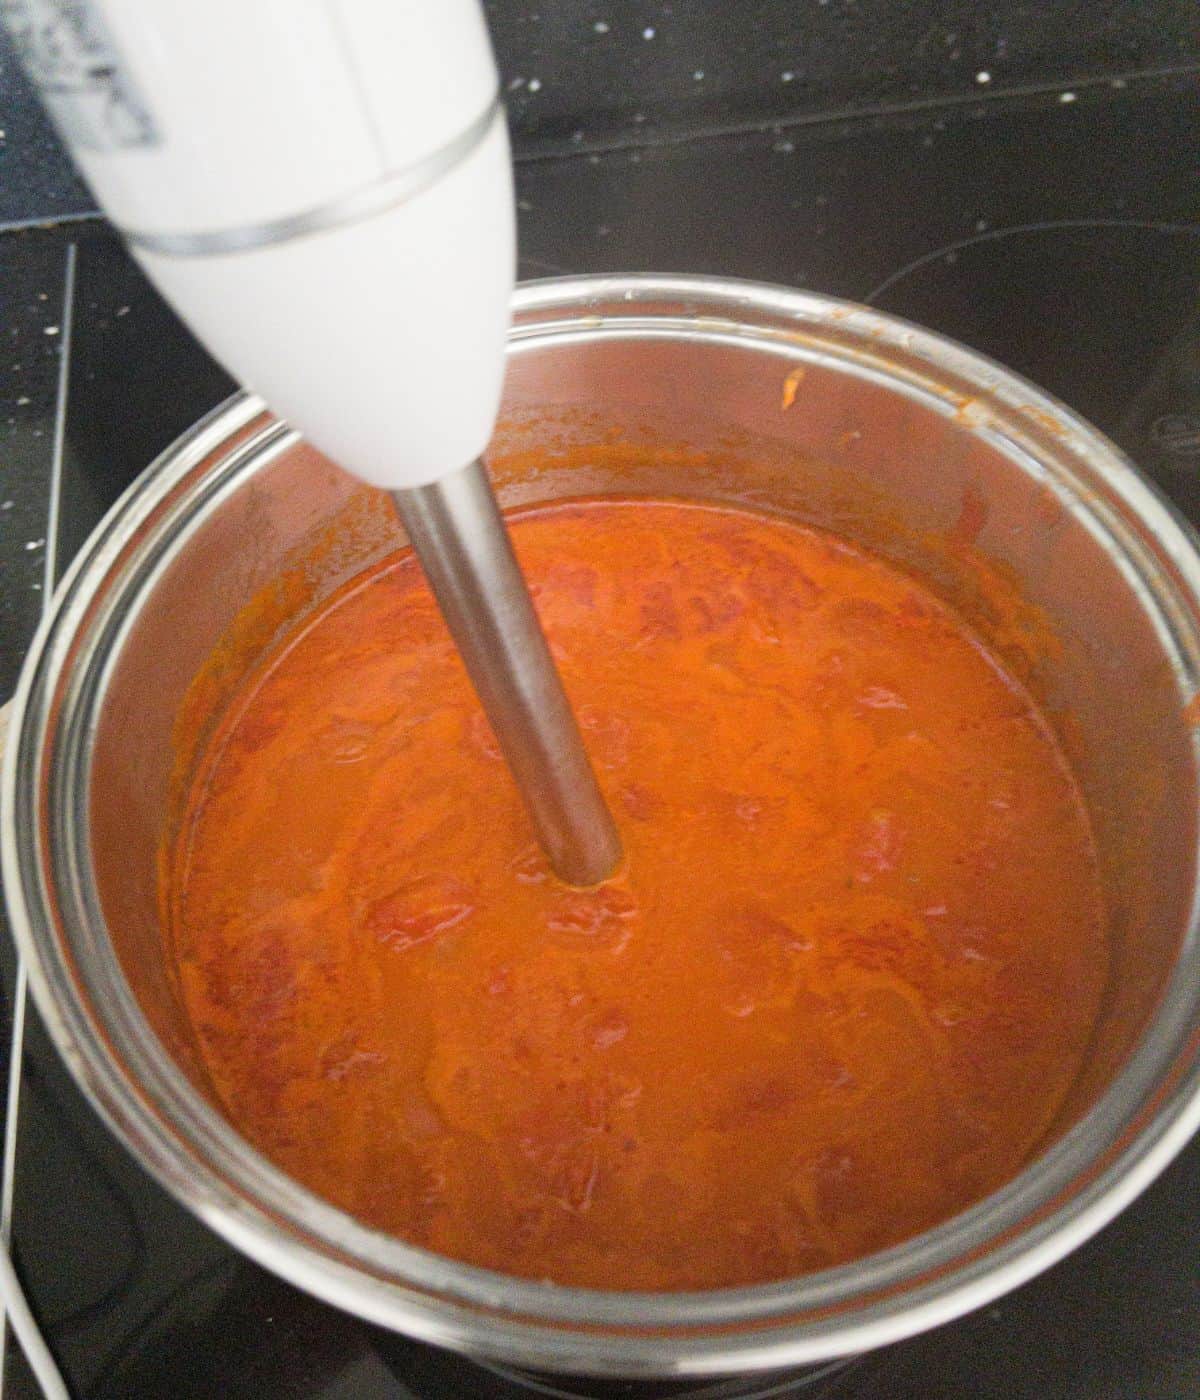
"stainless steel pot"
5,275,1200,1378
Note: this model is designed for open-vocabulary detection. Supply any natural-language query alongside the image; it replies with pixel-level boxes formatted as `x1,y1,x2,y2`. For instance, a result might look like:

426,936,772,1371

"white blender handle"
6,0,621,885
4,0,514,490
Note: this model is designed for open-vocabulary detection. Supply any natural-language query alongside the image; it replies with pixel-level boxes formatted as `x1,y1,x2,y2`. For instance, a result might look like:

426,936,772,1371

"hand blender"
6,0,621,885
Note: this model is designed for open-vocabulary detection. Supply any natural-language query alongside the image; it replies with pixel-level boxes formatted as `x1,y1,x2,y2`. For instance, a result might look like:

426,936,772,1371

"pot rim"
5,273,1200,1376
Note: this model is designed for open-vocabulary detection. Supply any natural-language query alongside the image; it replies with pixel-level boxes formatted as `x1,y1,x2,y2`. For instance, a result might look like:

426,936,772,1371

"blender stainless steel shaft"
392,461,622,886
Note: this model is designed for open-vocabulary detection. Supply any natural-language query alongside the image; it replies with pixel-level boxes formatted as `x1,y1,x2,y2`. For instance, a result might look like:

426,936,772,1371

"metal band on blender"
122,95,503,258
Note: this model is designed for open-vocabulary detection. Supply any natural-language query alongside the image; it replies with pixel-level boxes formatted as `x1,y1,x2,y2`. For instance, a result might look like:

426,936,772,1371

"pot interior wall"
90,328,1197,1169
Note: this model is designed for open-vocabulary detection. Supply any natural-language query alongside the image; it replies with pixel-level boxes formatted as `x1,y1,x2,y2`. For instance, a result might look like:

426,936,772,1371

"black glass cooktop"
1,74,1198,1399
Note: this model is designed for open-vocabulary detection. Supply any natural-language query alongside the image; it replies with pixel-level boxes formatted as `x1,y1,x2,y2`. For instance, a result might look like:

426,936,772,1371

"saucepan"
4,275,1200,1378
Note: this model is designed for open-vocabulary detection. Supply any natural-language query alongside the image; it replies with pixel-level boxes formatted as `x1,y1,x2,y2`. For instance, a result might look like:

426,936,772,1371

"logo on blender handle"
2,0,159,149
1149,414,1200,459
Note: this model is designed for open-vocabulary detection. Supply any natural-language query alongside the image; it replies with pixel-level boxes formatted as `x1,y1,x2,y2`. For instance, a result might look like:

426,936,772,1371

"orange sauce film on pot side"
166,498,1108,1290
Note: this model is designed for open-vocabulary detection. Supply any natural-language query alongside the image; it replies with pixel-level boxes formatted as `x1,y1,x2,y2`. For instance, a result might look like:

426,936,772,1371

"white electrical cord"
1,723,73,1400
0,243,76,1400
0,1249,68,1400
0,948,70,1400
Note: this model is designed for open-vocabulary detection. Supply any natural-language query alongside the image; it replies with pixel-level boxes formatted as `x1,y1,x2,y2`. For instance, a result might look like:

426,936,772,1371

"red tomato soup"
166,498,1108,1290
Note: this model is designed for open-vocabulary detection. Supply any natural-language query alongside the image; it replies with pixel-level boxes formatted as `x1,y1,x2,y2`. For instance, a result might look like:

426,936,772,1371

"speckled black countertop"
1,52,1199,1400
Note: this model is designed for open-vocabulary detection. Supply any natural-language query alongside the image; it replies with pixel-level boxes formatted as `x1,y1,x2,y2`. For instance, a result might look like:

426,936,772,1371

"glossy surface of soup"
167,499,1107,1289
